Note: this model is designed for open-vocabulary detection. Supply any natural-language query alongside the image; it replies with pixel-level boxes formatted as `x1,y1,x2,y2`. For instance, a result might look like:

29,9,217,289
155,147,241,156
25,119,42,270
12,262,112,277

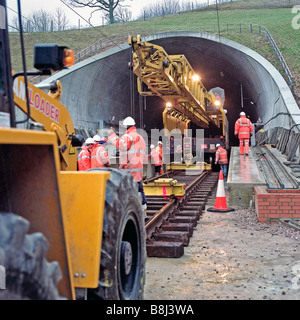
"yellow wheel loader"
0,0,146,300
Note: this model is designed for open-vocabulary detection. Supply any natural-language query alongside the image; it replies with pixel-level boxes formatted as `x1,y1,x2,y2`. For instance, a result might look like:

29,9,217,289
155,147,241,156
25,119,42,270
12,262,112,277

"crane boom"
129,35,227,134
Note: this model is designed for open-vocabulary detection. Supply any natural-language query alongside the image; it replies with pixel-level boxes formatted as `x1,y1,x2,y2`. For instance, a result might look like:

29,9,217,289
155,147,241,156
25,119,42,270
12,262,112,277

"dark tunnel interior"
129,37,260,147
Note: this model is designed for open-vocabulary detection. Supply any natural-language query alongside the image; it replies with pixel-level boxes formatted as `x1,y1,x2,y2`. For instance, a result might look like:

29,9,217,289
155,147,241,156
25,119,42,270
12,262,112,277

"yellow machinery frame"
0,128,110,299
144,178,186,197
13,76,77,171
129,35,227,134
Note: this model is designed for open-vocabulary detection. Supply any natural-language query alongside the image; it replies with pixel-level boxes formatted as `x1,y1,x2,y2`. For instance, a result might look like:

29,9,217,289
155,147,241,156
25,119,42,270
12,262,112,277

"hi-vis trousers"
239,138,250,155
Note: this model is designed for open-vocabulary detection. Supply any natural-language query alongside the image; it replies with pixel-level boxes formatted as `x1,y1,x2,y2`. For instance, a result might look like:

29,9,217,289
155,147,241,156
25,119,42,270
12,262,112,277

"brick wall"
254,186,300,223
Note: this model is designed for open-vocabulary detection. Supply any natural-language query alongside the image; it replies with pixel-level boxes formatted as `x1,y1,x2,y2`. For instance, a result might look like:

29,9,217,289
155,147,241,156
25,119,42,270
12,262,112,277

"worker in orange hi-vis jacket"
91,137,111,168
77,138,95,171
215,143,228,178
234,111,253,156
156,141,164,174
150,144,162,176
108,116,147,213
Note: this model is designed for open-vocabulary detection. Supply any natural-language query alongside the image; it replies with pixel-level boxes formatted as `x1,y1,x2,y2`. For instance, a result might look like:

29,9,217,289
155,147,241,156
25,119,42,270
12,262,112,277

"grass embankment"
9,0,300,96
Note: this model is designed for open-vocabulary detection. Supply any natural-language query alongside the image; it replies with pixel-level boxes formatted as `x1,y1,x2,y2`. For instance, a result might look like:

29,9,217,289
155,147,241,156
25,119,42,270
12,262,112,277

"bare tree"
54,7,69,31
11,14,34,32
29,9,53,32
114,6,132,23
138,0,180,19
66,0,132,24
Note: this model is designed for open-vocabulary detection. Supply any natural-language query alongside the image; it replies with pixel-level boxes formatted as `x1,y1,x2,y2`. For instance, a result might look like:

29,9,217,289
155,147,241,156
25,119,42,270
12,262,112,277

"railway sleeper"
195,189,212,196
177,210,201,220
187,197,207,202
181,203,205,210
153,231,190,246
146,201,169,205
147,205,169,210
161,222,194,237
146,241,184,258
168,215,198,227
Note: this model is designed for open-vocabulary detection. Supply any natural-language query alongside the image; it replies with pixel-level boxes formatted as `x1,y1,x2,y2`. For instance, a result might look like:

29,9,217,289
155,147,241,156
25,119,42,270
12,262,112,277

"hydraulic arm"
13,77,78,170
129,35,227,134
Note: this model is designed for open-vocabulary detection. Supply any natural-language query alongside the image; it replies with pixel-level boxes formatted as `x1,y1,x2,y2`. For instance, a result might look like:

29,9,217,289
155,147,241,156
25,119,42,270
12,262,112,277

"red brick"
268,206,279,210
278,201,292,206
269,214,280,218
280,206,292,210
258,210,269,214
258,217,267,222
282,210,291,214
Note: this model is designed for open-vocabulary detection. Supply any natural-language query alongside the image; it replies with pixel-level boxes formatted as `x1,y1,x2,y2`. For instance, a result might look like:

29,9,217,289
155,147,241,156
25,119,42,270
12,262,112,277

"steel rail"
145,199,177,239
145,170,208,239
254,146,298,189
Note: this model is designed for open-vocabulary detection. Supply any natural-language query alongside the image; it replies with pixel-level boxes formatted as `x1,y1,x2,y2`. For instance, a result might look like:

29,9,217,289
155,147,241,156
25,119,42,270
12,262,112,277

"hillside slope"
9,0,300,97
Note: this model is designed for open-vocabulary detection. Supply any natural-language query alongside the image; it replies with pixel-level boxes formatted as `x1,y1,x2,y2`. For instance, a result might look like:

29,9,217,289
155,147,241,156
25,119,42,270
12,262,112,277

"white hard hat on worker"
122,116,136,127
85,138,95,145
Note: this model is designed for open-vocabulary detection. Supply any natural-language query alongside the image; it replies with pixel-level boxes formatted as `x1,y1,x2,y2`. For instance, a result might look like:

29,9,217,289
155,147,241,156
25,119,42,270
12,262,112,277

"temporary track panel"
145,171,219,258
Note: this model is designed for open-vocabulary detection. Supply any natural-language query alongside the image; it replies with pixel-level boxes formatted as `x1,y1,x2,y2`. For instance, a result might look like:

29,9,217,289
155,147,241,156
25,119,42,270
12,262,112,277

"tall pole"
241,83,244,109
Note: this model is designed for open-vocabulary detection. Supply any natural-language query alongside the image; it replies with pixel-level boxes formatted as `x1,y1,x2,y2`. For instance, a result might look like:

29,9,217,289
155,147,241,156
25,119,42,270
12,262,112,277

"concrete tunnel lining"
43,31,300,144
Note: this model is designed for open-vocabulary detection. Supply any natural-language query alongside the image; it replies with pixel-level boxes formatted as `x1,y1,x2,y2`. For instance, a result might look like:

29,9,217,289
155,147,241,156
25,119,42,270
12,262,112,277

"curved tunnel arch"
44,31,300,145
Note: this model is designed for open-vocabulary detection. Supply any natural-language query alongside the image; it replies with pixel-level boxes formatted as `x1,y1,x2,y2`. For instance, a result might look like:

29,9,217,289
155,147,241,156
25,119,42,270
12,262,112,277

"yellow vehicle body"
0,128,109,299
12,76,111,291
60,171,109,289
1,3,146,300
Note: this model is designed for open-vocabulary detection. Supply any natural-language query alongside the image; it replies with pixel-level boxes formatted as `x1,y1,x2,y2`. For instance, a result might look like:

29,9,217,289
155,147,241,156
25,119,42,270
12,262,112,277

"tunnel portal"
43,31,299,146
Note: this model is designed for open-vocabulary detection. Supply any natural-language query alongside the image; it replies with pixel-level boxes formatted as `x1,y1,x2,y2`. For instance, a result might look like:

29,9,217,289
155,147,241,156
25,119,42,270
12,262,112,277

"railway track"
253,146,299,189
144,170,219,258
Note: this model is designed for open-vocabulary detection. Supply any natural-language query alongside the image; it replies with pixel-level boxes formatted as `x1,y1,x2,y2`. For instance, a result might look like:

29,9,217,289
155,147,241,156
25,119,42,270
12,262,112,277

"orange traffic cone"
207,170,234,213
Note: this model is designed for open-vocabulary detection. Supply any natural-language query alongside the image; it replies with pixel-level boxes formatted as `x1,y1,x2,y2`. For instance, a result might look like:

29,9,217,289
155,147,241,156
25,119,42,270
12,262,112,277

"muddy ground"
144,205,300,300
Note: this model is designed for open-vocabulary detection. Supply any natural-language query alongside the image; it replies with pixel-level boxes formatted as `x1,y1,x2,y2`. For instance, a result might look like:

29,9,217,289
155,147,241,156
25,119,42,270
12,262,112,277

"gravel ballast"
144,206,300,300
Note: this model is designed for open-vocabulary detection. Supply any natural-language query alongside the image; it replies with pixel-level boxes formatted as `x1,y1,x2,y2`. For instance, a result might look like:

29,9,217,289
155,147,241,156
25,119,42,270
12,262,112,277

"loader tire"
87,168,146,300
0,213,64,300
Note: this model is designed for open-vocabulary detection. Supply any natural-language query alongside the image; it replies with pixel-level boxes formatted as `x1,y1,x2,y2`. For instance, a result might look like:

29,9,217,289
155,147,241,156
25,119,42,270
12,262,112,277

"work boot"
142,203,147,218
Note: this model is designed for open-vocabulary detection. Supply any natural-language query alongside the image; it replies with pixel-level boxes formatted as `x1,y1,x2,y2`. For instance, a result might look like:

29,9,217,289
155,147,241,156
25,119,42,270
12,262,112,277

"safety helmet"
85,138,95,145
150,144,155,149
216,144,221,148
158,141,162,145
240,111,246,116
122,116,136,127
93,135,101,142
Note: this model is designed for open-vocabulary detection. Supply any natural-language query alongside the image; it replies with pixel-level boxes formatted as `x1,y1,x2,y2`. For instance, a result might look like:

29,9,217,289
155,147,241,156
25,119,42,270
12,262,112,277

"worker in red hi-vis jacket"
215,143,228,178
108,116,147,213
234,111,253,156
150,144,162,176
91,137,111,168
77,138,94,171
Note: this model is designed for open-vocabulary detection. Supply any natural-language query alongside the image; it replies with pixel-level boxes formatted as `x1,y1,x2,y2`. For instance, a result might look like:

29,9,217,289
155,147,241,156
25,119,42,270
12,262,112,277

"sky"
7,0,208,28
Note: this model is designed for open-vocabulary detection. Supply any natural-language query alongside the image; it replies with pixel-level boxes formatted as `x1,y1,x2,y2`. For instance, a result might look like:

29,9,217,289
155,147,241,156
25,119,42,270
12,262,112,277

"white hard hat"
240,111,246,116
85,138,95,145
216,144,221,148
93,135,101,142
123,116,136,127
150,144,155,149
